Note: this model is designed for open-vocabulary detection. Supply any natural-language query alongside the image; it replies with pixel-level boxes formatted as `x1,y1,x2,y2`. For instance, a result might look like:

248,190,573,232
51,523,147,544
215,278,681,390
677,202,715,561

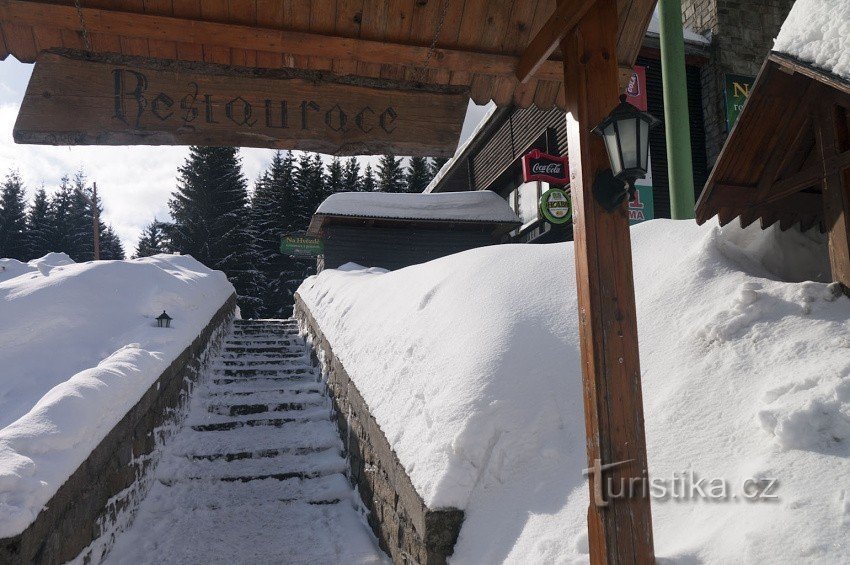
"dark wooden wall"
322,224,496,271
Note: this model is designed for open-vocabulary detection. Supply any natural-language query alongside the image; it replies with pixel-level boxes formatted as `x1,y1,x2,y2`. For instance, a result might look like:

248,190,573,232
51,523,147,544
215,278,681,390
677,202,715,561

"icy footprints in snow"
104,319,384,564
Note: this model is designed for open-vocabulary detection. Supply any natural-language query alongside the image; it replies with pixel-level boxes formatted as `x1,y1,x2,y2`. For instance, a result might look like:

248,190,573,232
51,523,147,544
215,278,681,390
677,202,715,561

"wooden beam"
561,0,656,561
770,52,850,98
817,101,850,295
765,163,824,203
516,0,595,83
0,0,565,82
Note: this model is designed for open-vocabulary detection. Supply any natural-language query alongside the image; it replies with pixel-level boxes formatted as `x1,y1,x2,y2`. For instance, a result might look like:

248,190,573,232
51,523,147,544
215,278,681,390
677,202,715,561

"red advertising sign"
626,65,648,111
522,149,570,185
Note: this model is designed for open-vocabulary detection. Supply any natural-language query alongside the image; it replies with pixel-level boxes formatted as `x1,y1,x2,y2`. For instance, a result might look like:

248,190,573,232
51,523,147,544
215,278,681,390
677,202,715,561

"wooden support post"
560,0,656,562
817,100,850,295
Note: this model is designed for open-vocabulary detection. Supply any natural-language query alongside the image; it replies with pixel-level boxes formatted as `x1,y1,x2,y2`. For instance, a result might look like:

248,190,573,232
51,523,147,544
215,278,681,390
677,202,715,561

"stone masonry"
0,294,236,565
295,295,464,565
682,0,795,165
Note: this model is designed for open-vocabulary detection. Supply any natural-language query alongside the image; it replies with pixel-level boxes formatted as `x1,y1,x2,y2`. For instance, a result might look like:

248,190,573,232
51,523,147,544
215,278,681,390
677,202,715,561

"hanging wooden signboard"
13,50,469,157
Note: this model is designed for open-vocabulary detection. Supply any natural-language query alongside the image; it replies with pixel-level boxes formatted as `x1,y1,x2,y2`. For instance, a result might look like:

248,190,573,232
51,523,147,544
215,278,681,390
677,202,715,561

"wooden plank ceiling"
0,0,656,112
696,53,850,233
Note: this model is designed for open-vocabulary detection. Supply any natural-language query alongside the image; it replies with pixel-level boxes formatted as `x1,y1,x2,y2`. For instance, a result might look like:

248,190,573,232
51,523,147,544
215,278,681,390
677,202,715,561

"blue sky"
0,57,489,253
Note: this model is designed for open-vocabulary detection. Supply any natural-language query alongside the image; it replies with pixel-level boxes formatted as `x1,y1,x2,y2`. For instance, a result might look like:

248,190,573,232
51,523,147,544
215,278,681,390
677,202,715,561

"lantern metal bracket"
592,168,630,213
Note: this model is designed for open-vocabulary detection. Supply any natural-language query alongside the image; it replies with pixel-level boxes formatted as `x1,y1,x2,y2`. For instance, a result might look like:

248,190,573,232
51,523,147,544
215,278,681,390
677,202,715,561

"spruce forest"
0,149,449,318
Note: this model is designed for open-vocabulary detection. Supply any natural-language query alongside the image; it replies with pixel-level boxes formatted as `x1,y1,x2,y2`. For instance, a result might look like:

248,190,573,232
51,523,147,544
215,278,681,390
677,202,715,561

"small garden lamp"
156,310,173,328
591,94,660,208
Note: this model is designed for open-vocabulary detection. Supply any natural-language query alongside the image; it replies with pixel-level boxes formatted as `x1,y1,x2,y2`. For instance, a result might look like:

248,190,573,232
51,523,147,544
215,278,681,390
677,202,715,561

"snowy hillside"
298,219,850,563
0,254,234,538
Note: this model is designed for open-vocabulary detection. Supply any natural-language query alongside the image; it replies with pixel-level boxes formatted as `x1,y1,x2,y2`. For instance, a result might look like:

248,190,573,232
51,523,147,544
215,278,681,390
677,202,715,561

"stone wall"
295,295,463,565
0,293,237,565
682,0,795,165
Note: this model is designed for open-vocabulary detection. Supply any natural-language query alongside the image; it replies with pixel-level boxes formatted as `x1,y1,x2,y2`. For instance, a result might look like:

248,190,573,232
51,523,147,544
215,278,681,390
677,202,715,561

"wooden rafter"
516,0,595,84
0,0,565,81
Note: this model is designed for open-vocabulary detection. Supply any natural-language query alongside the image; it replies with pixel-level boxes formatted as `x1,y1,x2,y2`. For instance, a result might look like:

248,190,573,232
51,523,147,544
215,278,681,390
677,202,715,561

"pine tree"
361,163,376,192
325,157,344,198
295,152,326,227
343,157,360,192
27,187,52,260
134,220,171,258
0,170,29,260
250,151,302,317
377,154,405,192
169,146,264,317
430,156,449,178
404,156,431,193
100,224,126,260
47,175,81,260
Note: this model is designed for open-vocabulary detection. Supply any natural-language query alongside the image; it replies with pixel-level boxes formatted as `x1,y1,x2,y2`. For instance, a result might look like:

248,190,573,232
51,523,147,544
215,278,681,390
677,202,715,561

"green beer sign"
280,234,323,257
539,188,573,224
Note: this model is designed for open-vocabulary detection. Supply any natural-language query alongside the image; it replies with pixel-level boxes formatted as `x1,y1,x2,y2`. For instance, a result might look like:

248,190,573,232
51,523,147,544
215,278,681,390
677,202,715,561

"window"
513,181,540,227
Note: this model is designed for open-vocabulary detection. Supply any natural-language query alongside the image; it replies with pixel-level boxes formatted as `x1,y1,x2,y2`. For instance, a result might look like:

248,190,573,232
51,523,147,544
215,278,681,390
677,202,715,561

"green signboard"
280,234,323,257
724,74,755,131
539,188,573,224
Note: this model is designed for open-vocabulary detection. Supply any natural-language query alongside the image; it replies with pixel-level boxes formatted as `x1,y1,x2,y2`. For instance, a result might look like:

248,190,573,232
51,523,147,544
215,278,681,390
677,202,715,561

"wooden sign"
14,50,469,157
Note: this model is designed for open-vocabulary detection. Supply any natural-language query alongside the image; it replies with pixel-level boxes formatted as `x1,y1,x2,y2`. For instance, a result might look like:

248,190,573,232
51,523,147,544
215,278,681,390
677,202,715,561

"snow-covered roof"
773,0,850,81
312,191,520,225
645,8,710,46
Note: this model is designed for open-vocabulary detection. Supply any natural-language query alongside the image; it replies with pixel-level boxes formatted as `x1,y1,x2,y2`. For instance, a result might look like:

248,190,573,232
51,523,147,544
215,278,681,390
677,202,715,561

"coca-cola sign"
522,149,570,185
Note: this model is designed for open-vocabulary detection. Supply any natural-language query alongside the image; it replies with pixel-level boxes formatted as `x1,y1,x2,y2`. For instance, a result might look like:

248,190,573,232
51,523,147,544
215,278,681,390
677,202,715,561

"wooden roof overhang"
696,52,850,232
307,213,521,238
0,0,656,155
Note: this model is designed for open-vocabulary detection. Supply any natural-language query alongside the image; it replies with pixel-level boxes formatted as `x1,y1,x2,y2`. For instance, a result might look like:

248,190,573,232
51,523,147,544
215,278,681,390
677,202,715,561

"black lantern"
156,310,172,328
591,94,660,202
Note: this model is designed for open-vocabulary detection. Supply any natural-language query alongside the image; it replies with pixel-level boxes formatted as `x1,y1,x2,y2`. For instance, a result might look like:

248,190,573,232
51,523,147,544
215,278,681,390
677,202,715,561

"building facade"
427,0,797,244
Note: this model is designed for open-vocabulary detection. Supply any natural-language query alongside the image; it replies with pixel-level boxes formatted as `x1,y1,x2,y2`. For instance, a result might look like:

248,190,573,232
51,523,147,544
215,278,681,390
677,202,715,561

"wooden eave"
0,0,656,112
695,53,850,232
307,212,521,237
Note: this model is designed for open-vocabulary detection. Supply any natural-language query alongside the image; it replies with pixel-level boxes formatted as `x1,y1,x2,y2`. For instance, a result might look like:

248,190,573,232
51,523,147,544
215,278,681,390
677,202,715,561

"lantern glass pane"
602,124,622,176
617,117,638,170
639,119,650,173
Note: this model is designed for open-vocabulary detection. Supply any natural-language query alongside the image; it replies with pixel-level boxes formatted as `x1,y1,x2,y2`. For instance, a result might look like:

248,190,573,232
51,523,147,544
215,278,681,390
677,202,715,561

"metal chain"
73,0,92,51
415,0,450,82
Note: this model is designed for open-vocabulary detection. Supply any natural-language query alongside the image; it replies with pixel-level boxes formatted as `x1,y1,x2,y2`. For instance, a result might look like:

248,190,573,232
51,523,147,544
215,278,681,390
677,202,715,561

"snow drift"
0,254,234,538
298,219,850,563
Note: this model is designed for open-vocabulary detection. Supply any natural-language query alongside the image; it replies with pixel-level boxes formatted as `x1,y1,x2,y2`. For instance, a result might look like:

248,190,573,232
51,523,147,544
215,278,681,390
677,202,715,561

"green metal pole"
658,0,696,219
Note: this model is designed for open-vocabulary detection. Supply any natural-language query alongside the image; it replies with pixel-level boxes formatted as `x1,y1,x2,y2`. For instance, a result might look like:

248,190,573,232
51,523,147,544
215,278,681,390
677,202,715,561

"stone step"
212,376,318,387
204,383,324,397
170,420,342,456
191,415,328,432
223,339,301,346
158,446,346,482
221,347,305,355
189,445,337,462
201,388,325,404
206,401,323,417
218,357,308,366
212,367,314,377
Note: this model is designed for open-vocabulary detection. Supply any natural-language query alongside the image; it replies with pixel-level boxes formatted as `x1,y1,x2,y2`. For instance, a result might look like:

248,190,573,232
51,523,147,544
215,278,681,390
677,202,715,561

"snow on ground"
773,0,850,81
298,219,850,563
315,191,520,224
0,254,234,538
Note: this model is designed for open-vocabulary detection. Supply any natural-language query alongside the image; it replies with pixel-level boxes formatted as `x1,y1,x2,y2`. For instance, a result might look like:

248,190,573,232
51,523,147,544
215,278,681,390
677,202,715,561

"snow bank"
0,254,234,538
298,219,850,563
774,0,850,81
314,191,520,224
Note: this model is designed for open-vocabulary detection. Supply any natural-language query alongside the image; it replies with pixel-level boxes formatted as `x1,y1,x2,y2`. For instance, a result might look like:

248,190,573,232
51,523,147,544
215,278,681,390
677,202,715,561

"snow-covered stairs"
104,320,385,564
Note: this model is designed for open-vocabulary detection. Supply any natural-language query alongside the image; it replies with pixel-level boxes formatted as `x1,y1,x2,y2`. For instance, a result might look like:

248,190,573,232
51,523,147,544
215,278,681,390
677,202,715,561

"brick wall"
682,0,795,166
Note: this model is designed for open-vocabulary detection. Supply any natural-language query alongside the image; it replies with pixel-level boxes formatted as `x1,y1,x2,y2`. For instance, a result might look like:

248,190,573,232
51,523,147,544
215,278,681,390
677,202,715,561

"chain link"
73,0,92,51
415,0,450,83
